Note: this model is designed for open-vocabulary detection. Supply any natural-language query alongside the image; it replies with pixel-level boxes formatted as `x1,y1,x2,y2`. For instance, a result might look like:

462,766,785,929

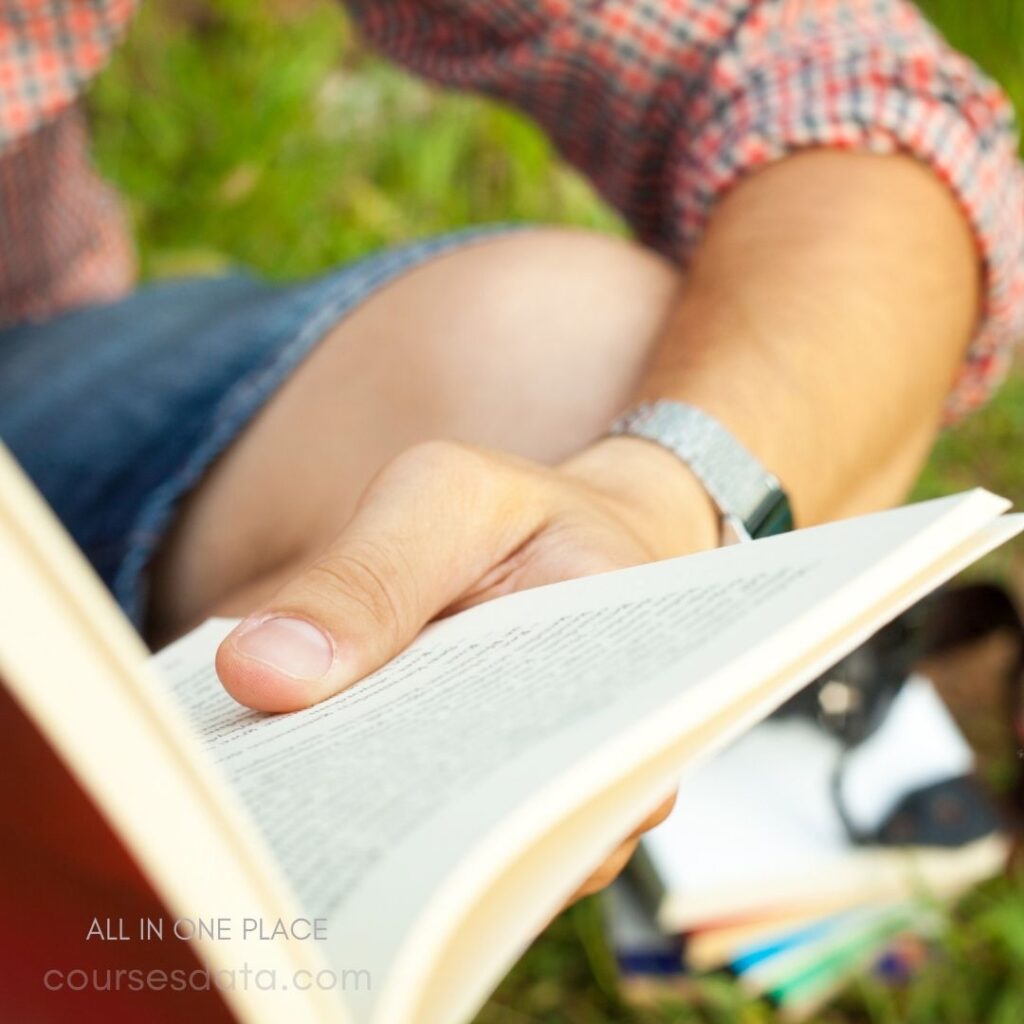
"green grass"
90,0,621,280
89,2,1024,1021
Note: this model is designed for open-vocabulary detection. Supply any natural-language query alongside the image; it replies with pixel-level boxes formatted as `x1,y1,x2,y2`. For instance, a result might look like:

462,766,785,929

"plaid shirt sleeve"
0,0,135,149
0,1,138,324
345,0,1024,422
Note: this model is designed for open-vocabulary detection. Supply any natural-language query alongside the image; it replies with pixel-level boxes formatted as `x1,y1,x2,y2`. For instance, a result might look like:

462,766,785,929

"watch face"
750,493,794,538
611,401,793,540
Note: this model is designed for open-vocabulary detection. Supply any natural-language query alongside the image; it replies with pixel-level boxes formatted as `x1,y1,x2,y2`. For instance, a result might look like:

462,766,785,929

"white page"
156,560,819,921
151,492,1016,1023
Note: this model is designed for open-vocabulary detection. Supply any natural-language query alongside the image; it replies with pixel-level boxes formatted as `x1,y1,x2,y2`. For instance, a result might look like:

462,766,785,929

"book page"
150,492,1016,1023
157,563,811,920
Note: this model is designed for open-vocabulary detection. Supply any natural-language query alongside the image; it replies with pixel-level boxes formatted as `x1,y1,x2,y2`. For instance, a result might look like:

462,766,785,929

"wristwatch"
609,400,793,543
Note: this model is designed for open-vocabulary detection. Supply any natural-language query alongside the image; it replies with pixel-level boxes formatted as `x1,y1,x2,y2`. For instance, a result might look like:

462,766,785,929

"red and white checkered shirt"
2,0,1022,419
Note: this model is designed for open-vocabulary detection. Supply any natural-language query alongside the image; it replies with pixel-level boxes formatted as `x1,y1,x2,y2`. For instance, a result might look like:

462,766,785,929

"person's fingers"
216,442,546,710
627,791,676,837
570,837,640,903
565,792,677,905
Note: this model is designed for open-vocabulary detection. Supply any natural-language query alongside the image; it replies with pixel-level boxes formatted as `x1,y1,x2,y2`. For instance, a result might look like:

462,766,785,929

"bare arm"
213,146,981,707
212,0,1019,898
211,147,982,900
570,148,981,553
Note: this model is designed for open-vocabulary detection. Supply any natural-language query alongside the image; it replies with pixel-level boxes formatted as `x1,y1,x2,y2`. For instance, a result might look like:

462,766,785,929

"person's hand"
216,435,718,897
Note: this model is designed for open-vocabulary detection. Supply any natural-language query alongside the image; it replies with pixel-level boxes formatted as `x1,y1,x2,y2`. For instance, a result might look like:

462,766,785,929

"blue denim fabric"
0,228,508,627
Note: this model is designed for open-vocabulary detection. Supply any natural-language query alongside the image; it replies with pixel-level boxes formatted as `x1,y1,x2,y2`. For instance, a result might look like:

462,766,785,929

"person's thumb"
215,442,544,711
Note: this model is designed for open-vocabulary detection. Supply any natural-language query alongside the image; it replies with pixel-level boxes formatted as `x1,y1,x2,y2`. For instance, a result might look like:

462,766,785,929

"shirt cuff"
0,0,137,153
675,23,1024,423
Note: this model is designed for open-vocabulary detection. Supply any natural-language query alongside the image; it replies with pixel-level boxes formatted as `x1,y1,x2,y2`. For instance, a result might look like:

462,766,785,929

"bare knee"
434,228,679,445
149,229,680,638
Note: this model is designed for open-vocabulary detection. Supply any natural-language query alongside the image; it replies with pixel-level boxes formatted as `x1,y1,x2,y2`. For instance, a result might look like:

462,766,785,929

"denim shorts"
0,227,508,629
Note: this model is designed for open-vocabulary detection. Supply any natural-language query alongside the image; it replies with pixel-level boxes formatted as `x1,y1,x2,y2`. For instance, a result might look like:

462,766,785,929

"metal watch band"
609,400,793,542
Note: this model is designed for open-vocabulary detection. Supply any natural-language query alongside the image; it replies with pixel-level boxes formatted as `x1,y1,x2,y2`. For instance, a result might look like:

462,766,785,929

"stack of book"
604,676,1007,1020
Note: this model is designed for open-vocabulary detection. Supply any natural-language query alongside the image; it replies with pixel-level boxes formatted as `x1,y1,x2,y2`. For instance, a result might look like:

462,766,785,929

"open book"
1,441,1021,1024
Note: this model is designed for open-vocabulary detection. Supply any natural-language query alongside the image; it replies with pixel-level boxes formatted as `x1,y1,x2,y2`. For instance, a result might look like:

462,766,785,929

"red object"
0,685,235,1023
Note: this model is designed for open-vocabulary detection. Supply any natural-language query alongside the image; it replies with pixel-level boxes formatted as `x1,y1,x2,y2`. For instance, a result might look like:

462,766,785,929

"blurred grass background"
89,1,1024,1020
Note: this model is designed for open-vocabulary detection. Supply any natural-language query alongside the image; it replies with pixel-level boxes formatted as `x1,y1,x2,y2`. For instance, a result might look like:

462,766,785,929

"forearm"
570,150,981,547
348,0,1020,542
